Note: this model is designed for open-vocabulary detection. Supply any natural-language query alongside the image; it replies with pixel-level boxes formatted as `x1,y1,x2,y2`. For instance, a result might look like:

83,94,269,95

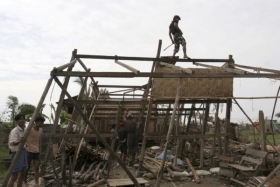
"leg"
182,43,190,59
7,174,18,187
33,160,40,185
17,171,25,187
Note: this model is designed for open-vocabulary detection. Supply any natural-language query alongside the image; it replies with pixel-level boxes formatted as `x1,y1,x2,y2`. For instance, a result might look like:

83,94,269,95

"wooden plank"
230,178,247,186
219,155,235,162
107,178,148,186
241,156,262,165
115,60,140,74
246,148,268,159
51,71,280,78
98,85,146,88
75,54,231,63
233,63,280,74
228,164,255,171
54,59,76,72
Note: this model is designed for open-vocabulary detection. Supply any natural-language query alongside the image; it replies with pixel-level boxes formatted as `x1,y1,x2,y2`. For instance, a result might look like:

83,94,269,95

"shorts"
27,152,40,168
119,142,127,155
174,33,186,52
11,149,28,175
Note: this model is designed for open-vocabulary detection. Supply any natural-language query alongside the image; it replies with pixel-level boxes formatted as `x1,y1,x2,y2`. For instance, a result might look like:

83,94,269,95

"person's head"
15,114,26,127
111,124,116,130
126,113,133,119
120,122,125,127
35,116,45,128
173,15,181,21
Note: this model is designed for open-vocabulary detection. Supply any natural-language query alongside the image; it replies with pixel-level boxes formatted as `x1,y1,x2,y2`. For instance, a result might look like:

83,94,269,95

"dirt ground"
109,162,241,187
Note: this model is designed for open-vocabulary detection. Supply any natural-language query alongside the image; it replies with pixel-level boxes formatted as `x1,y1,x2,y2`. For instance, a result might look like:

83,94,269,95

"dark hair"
35,116,45,122
15,114,26,121
173,15,181,20
111,124,116,129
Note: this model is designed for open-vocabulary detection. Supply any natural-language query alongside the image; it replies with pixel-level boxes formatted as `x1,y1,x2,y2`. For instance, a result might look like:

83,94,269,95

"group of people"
8,114,45,187
114,109,139,167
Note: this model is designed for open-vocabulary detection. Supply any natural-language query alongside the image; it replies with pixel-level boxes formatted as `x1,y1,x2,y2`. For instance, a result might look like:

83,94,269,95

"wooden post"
270,85,280,145
174,104,183,166
61,141,67,185
41,49,77,176
200,103,209,168
138,98,153,170
53,77,141,187
223,99,232,155
259,110,266,151
211,103,219,166
2,77,54,186
156,78,182,187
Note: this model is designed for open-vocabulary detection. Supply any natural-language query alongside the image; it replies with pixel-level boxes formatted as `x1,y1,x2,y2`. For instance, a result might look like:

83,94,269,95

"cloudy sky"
1,0,280,123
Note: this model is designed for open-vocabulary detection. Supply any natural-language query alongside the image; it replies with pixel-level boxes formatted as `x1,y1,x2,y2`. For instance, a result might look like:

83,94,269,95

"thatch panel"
152,66,233,98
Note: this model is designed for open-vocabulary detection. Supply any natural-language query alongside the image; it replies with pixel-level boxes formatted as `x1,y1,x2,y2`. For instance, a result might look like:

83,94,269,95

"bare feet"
184,55,191,59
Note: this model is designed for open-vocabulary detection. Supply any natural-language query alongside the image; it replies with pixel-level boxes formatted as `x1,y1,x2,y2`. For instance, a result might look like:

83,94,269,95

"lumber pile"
42,143,109,187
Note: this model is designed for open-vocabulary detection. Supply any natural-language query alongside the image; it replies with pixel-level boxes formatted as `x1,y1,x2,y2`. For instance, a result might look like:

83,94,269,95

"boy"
118,122,127,163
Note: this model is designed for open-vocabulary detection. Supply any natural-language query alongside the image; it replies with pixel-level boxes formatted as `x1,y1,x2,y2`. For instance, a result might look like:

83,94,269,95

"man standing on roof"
169,15,190,59
123,109,139,167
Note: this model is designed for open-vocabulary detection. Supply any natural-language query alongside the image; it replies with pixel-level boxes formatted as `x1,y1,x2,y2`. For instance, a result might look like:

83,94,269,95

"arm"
169,30,174,44
123,108,129,121
9,130,24,146
174,22,183,35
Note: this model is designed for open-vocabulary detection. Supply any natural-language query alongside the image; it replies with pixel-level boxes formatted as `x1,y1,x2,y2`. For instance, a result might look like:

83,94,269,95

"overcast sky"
1,0,280,124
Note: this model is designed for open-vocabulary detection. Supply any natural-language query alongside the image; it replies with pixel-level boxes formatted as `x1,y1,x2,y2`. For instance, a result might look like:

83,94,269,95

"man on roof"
169,15,191,59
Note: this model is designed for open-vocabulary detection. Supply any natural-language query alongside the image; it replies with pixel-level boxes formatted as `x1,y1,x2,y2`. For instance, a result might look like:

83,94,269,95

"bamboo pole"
159,62,192,74
174,104,183,166
257,164,280,187
138,98,153,170
2,77,54,186
233,63,280,74
200,103,209,168
259,110,267,151
41,49,77,176
156,78,182,187
194,62,247,74
270,85,280,145
53,77,141,187
211,103,219,166
115,60,140,74
223,99,232,155
54,59,76,72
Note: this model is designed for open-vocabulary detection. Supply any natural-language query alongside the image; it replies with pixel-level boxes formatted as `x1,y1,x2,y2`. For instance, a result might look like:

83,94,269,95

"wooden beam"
146,133,229,140
98,85,146,88
233,63,280,74
52,71,280,78
194,62,247,74
159,62,192,74
75,54,231,63
115,60,140,74
54,59,76,72
259,110,266,151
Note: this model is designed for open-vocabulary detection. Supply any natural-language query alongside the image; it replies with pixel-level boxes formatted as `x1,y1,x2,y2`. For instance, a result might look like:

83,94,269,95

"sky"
1,0,280,124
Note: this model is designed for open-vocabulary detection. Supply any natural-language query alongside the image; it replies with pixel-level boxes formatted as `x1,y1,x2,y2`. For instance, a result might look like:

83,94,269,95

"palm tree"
99,88,110,100
6,95,19,125
74,77,89,97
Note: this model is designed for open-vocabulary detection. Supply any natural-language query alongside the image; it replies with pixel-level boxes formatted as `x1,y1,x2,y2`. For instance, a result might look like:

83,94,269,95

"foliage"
275,112,280,118
99,88,110,100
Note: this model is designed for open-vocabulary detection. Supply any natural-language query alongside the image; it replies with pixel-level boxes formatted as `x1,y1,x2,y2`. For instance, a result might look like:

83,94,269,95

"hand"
19,137,25,143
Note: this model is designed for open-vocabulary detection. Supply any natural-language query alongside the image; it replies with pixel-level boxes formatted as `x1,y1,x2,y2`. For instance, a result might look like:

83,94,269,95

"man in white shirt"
8,114,28,187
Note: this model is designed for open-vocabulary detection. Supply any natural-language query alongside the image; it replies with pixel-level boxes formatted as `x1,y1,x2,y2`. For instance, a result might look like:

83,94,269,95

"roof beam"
75,54,231,63
51,71,280,78
233,63,280,74
194,62,247,74
115,60,140,74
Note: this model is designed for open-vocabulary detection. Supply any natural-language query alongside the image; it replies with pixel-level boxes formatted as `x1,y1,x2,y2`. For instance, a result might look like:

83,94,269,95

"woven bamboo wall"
152,66,233,98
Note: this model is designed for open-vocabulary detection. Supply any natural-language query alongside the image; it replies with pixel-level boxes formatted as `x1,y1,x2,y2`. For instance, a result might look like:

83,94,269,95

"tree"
99,88,110,100
275,112,280,118
6,95,19,125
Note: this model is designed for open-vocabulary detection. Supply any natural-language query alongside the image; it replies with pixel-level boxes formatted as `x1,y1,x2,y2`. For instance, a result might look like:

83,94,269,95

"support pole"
156,78,182,187
259,110,266,151
138,98,153,170
53,77,141,187
270,85,280,145
2,77,54,186
223,99,232,155
41,49,77,176
211,103,219,166
200,103,209,168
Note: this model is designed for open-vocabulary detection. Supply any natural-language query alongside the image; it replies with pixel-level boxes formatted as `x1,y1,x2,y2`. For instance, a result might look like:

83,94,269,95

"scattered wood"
185,158,200,184
107,178,148,187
